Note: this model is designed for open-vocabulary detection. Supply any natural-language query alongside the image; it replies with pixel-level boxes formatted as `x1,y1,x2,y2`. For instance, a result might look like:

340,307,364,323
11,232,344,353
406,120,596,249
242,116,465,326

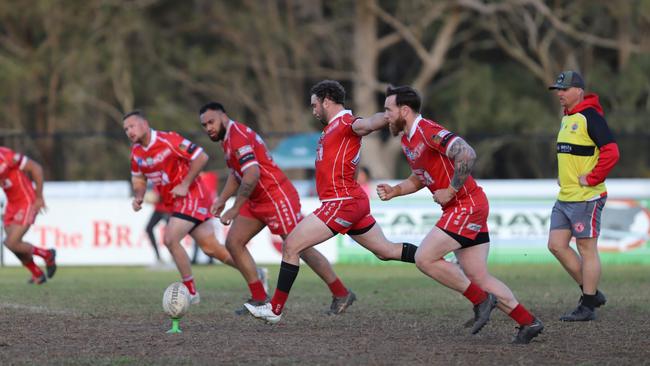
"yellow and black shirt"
556,93,619,202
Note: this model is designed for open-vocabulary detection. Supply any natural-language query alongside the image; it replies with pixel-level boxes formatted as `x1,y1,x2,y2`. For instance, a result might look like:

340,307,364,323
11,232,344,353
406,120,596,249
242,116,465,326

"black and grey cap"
548,70,585,90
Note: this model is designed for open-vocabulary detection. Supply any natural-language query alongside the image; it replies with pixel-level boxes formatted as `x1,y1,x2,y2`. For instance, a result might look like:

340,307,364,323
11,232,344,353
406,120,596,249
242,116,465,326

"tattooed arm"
447,137,476,191
218,164,260,225
432,137,476,206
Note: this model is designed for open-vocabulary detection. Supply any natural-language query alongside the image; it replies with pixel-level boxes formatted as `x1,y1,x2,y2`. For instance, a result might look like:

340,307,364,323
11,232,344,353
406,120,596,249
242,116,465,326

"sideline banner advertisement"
1,184,648,266
337,198,650,264
0,198,337,266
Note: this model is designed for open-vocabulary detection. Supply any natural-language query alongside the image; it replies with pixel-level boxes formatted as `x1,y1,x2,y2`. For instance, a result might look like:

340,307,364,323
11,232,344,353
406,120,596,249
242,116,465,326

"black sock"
277,261,300,293
401,243,418,263
582,294,598,310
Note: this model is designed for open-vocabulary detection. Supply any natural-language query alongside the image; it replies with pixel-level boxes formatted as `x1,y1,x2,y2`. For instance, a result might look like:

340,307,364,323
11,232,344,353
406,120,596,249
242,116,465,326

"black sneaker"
512,317,544,344
46,249,57,279
235,298,268,316
471,293,497,334
560,304,596,321
327,290,356,315
27,273,47,285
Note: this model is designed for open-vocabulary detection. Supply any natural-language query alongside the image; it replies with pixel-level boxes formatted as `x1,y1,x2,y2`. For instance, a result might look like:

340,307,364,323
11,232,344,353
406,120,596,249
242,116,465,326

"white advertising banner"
0,198,337,266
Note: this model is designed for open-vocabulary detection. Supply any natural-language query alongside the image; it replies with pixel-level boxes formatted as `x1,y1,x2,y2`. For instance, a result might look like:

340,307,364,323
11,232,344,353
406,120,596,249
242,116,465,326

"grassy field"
1,263,649,365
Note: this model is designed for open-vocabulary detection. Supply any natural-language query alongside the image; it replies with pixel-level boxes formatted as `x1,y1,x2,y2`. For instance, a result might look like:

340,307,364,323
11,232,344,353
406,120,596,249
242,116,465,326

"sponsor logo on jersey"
467,223,482,232
236,145,254,158
404,143,425,162
197,207,207,215
413,169,434,186
178,140,188,150
136,149,173,168
433,130,455,147
334,217,352,228
351,151,360,165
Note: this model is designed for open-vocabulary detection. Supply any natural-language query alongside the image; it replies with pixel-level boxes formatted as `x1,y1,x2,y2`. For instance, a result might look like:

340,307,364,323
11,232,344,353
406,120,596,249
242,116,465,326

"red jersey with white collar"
401,116,487,208
221,121,296,203
314,110,365,201
130,130,207,207
0,147,36,204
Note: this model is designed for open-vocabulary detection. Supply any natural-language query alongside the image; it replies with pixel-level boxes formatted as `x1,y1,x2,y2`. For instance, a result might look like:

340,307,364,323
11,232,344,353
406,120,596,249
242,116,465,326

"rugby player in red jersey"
245,80,419,323
199,102,355,315
0,147,56,284
124,110,236,304
376,85,543,344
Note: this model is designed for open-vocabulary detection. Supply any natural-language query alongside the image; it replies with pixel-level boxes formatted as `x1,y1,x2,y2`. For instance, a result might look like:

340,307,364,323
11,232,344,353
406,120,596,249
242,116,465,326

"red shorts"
314,197,376,234
239,193,303,236
171,191,213,224
3,199,37,226
436,203,489,240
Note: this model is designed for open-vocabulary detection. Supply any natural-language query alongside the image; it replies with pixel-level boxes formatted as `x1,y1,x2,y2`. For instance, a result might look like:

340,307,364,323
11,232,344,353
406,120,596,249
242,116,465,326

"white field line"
0,302,82,317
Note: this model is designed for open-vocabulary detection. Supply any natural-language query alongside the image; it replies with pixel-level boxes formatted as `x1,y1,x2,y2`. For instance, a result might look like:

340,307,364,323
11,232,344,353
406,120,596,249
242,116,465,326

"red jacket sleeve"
586,142,619,186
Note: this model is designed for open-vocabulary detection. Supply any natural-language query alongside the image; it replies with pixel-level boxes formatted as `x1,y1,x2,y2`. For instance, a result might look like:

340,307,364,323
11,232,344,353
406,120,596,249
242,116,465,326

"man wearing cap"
547,70,620,321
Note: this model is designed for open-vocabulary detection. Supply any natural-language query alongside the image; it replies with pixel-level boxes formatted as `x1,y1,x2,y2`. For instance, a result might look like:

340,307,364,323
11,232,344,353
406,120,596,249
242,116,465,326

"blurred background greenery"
1,0,648,180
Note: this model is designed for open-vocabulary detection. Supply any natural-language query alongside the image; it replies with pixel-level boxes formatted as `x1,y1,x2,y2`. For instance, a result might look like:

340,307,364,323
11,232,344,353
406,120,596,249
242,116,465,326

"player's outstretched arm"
131,175,147,212
377,174,424,201
23,158,46,212
352,112,388,136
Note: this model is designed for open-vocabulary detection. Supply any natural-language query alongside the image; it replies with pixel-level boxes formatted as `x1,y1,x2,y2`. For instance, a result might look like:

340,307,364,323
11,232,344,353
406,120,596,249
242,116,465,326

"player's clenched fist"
376,183,398,201
132,197,143,211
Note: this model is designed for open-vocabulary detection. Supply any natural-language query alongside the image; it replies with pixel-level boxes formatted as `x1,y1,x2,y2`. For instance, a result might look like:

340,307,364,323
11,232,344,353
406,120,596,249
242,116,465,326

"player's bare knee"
282,242,300,260
162,236,177,249
3,238,18,251
414,251,429,269
225,238,243,253
547,240,564,254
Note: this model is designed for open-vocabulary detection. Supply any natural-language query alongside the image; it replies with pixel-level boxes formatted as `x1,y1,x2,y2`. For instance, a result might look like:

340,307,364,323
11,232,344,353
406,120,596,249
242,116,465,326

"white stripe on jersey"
190,147,204,160
341,137,352,197
258,164,298,233
326,200,344,225
458,210,470,235
18,156,28,170
241,161,259,172
330,136,347,199
321,197,352,202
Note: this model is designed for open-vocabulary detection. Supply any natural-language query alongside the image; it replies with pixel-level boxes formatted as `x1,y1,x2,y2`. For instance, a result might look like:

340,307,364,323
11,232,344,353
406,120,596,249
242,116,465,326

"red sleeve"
166,132,203,161
423,122,457,155
586,142,619,186
230,129,258,171
130,153,142,176
1,147,24,170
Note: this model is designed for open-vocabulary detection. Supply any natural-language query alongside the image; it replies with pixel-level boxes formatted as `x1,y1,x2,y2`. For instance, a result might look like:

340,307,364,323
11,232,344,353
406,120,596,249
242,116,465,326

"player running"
199,102,354,315
376,85,543,344
0,147,56,284
124,110,241,304
245,80,419,324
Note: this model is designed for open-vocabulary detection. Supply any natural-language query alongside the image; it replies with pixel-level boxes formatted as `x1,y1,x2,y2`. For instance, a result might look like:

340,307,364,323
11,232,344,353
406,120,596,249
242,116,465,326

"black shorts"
442,229,490,249
172,212,207,233
326,222,375,236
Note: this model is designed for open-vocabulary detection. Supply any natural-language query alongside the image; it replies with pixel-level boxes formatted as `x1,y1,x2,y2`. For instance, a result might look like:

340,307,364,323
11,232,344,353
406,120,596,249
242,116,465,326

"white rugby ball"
162,282,191,318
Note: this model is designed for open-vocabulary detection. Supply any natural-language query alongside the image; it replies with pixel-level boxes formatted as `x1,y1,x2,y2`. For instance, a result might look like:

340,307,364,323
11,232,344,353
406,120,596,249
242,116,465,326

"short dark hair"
199,102,226,115
386,85,421,113
122,109,146,121
310,80,345,105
